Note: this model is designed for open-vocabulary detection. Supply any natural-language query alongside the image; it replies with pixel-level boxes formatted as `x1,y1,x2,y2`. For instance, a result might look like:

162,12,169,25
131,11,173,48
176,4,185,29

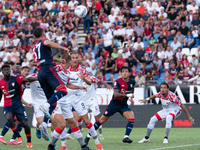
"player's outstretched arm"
114,89,127,97
139,95,157,103
99,80,113,90
22,77,37,83
180,104,195,124
66,83,87,91
43,40,69,53
79,71,91,85
188,74,199,82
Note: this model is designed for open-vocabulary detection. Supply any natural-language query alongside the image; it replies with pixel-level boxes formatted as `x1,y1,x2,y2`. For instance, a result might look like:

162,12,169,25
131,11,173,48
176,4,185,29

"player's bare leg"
20,120,32,147
66,111,78,139
48,114,66,150
36,116,43,139
94,115,104,140
77,116,84,132
138,115,159,143
81,113,103,150
122,111,135,143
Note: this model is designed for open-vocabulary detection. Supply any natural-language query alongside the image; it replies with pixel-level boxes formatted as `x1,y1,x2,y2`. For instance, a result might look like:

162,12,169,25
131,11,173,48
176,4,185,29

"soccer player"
0,64,37,147
85,66,135,144
78,74,113,140
0,66,32,145
50,54,91,150
33,27,69,119
60,51,103,150
138,82,194,144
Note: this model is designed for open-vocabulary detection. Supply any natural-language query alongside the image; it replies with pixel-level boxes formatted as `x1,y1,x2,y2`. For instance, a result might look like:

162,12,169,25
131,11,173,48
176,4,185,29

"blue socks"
1,122,10,136
47,91,67,105
125,119,134,136
67,128,72,134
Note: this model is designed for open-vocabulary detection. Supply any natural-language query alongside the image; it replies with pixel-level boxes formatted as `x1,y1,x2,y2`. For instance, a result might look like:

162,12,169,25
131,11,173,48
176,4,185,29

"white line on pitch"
147,143,200,150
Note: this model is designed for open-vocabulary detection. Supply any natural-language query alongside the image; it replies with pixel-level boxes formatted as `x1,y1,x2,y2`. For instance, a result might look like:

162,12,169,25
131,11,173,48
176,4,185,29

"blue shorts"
38,66,64,99
4,105,28,121
103,102,131,117
72,107,76,112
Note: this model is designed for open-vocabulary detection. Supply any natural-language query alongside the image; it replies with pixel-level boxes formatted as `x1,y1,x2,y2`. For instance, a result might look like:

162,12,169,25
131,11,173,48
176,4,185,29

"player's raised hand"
60,59,66,64
188,116,195,124
139,99,146,103
79,86,87,91
63,47,69,53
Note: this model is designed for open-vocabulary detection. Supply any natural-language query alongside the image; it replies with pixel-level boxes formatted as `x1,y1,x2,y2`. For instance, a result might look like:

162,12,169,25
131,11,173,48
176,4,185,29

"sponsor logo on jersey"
122,85,125,87
12,83,15,86
130,84,132,87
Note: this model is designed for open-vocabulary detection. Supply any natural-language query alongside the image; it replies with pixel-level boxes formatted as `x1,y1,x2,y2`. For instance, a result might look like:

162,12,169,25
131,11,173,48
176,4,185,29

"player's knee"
7,118,14,126
58,122,66,130
56,85,68,95
21,121,30,129
149,116,158,124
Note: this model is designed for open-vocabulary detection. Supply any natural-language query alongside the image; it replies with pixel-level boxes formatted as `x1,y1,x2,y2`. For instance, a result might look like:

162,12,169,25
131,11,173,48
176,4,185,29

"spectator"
111,3,120,16
163,58,170,72
190,55,198,68
133,45,145,64
145,71,154,85
177,63,185,79
22,57,29,67
108,10,116,24
125,24,134,40
94,0,102,16
30,18,39,31
135,71,145,86
105,56,115,74
191,14,200,27
117,11,124,22
26,25,34,42
164,71,173,84
69,27,78,39
41,4,49,18
134,21,144,39
140,63,148,75
10,48,19,62
26,48,33,61
126,56,137,70
184,31,195,49
169,62,177,77
115,53,125,73
86,47,95,59
83,33,94,51
165,46,173,60
108,74,115,86
170,37,181,52
179,22,189,36
43,0,54,11
83,6,92,33
114,23,125,43
181,54,189,68
122,47,131,59
70,34,78,51
182,69,192,84
175,30,185,44
86,54,96,67
111,47,119,60
49,4,59,16
133,37,144,50
185,15,192,29
153,55,162,75
196,63,200,75
87,63,97,76
158,8,167,21
99,9,107,23
187,62,195,76
157,31,167,44
103,29,113,53
97,72,106,87
5,55,14,66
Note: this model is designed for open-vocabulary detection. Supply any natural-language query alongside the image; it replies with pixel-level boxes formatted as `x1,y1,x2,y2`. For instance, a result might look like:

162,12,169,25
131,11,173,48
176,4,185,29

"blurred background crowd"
0,0,200,87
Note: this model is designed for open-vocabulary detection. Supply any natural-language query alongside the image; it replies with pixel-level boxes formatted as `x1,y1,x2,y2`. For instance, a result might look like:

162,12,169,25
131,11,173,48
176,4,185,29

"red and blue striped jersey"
33,38,54,70
0,76,25,107
113,78,135,104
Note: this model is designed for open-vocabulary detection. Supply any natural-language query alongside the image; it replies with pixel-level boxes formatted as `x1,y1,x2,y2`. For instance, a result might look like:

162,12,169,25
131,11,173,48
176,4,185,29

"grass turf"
0,128,199,150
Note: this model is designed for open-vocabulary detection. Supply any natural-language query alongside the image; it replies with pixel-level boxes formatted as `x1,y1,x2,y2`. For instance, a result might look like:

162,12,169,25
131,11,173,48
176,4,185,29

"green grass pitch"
0,128,199,150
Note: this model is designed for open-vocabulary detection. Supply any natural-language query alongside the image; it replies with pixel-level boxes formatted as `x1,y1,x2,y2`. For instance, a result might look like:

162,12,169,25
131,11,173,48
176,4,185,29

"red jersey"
7,30,15,39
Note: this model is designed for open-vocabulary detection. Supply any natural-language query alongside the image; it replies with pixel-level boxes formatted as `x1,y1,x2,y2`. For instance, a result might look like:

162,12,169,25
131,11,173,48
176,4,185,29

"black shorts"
4,105,27,121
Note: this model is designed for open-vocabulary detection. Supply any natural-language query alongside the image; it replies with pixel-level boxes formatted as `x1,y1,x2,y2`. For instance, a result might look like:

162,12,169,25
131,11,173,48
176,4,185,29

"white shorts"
53,94,88,119
85,100,100,117
155,108,182,121
33,105,44,118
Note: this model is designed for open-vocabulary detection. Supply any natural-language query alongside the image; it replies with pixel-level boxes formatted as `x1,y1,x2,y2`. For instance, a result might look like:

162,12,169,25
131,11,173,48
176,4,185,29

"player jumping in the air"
33,27,69,118
138,82,194,144
0,64,37,147
85,66,135,144
0,66,32,145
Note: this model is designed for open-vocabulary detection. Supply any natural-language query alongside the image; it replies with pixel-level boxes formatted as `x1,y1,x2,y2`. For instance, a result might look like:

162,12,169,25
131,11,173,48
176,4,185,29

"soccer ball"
74,5,87,18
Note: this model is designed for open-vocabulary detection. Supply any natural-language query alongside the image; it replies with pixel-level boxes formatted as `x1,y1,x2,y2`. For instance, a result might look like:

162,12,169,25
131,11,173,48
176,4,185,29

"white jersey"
155,91,182,110
67,64,89,96
83,76,99,105
28,74,47,105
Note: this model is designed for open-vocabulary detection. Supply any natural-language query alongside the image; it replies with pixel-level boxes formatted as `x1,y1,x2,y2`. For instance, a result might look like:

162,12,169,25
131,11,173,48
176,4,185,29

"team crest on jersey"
130,84,132,87
1,86,4,88
167,102,170,104
12,83,15,86
55,107,58,111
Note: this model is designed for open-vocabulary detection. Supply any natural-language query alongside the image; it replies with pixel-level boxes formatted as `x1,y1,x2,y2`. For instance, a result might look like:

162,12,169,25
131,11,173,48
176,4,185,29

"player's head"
62,54,71,69
34,27,45,39
121,66,130,79
70,51,79,67
21,66,30,77
1,64,11,77
160,82,169,95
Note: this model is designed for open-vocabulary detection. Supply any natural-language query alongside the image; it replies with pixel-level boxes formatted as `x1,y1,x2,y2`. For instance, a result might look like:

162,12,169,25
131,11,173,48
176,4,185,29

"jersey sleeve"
90,76,100,84
169,92,182,106
114,80,120,90
83,69,89,77
42,38,48,44
155,92,162,98
16,76,25,85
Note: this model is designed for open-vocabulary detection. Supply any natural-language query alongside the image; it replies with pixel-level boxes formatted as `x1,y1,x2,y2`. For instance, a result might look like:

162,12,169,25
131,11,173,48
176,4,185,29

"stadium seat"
188,56,192,62
114,73,119,79
105,73,112,81
168,40,173,46
136,64,141,71
190,48,197,56
143,41,148,48
159,73,166,80
182,48,190,55
122,41,128,47
96,57,100,65
84,50,88,53
153,33,160,40
146,64,152,69
118,42,122,49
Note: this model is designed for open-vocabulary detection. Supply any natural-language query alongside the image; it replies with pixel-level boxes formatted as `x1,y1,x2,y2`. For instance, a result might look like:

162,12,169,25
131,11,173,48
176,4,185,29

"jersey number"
36,43,41,59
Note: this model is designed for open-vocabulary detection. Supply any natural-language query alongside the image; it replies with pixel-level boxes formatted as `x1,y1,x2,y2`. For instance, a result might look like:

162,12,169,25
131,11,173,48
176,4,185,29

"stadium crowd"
0,0,200,86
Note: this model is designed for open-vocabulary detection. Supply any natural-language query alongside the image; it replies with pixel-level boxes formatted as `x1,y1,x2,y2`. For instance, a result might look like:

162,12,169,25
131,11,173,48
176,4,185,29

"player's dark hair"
62,54,71,63
160,82,169,89
34,27,44,38
1,64,10,70
70,51,78,55
22,66,30,71
121,66,130,72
